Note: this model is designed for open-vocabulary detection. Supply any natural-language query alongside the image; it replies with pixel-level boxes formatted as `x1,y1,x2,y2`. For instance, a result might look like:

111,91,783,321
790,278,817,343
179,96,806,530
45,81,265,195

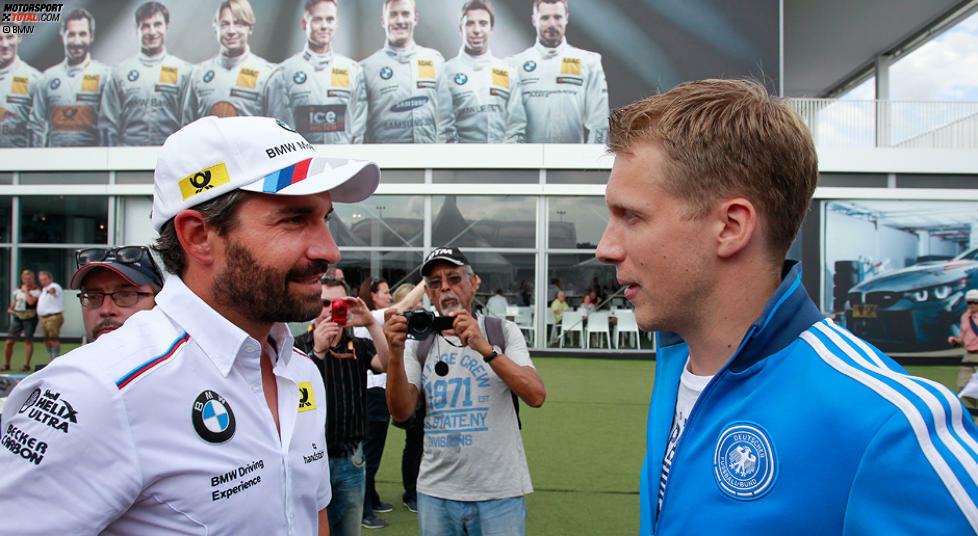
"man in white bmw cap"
0,116,380,535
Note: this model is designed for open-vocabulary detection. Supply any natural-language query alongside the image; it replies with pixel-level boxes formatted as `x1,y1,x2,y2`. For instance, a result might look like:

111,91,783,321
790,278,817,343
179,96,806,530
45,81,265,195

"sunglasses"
968,301,978,305
76,246,163,276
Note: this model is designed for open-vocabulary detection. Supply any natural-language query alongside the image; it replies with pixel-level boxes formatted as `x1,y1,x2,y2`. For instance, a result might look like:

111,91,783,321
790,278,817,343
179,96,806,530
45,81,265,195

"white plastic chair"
546,307,557,345
615,309,641,349
585,312,611,349
487,299,508,318
515,306,535,345
506,305,520,319
559,311,585,348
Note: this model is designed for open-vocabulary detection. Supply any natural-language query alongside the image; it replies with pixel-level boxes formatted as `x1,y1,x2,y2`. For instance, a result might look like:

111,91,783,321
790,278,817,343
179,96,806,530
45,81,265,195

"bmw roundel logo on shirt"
380,66,393,80
192,390,236,443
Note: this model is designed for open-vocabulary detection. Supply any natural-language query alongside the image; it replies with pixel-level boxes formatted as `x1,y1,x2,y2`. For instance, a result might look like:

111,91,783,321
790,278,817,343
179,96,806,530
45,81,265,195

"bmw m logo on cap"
523,60,536,72
277,119,297,133
454,73,468,85
380,66,393,80
192,390,236,443
294,71,307,84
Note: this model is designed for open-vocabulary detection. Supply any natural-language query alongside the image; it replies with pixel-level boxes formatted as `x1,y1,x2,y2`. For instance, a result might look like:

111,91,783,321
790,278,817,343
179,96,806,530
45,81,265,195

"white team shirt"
36,282,63,316
658,357,711,512
0,275,330,535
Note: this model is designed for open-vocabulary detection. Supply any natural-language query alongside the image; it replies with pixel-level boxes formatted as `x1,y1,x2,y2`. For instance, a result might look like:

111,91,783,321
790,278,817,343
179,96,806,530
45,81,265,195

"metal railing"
786,99,978,149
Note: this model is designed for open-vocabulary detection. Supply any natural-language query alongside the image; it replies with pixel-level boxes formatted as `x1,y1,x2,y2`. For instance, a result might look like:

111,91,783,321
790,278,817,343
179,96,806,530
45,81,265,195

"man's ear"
715,197,757,259
471,273,482,293
173,210,220,267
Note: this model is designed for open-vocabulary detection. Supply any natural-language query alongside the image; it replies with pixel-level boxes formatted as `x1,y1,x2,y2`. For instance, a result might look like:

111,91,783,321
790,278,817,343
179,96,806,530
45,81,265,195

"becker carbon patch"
192,390,236,443
713,422,777,500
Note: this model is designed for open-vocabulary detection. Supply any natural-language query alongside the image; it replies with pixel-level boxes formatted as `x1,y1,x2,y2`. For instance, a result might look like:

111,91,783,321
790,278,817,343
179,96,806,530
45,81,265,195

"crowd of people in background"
0,0,608,148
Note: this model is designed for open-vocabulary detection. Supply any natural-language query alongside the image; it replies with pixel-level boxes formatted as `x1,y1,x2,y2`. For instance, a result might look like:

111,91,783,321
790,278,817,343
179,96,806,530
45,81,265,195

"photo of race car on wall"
844,247,978,352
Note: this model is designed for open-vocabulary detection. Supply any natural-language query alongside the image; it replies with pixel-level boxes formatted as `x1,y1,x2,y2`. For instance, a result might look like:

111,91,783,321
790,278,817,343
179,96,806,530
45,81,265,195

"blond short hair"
214,0,255,27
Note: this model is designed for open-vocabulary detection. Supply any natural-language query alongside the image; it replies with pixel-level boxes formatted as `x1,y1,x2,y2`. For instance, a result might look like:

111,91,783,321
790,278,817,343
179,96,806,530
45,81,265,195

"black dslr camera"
404,308,455,340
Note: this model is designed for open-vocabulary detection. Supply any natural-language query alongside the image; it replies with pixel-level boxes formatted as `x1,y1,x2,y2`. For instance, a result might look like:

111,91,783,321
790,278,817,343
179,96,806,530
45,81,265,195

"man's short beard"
214,241,328,324
438,292,464,314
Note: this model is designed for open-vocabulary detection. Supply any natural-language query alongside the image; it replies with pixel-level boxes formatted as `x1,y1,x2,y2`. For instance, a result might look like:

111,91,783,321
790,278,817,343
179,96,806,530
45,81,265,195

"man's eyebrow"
274,205,317,216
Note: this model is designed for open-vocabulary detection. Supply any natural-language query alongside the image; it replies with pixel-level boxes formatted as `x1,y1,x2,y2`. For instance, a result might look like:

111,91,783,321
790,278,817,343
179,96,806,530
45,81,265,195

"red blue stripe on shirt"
116,333,190,389
262,158,312,193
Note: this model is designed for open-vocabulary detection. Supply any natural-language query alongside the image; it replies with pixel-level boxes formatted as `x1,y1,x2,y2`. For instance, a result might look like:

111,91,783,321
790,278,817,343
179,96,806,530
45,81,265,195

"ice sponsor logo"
192,390,236,443
713,422,778,500
454,72,467,85
390,96,429,113
296,104,345,133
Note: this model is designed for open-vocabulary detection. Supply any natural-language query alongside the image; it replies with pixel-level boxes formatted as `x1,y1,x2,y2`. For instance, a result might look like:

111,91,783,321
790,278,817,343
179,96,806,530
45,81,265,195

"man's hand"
384,309,408,355
312,321,342,356
46,287,56,295
950,335,963,346
451,310,492,356
343,297,375,328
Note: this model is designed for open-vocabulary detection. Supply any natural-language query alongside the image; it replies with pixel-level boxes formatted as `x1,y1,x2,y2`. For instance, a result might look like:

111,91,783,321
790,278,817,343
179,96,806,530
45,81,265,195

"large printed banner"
0,0,778,147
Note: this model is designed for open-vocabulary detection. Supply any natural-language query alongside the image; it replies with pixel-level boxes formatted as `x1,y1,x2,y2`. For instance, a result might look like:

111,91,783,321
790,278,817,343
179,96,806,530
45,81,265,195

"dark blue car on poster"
845,248,978,351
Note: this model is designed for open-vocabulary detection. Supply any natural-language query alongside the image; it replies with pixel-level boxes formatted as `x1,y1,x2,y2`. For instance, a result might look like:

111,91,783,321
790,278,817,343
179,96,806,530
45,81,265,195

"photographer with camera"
294,275,390,536
384,247,546,536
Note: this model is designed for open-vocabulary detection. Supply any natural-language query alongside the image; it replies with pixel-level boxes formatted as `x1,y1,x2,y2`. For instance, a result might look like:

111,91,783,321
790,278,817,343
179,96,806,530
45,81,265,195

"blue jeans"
328,443,366,536
418,493,526,536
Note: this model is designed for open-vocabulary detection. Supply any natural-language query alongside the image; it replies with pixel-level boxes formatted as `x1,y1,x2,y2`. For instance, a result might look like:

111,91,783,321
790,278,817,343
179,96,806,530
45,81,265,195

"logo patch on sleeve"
159,65,178,84
713,422,777,500
416,59,435,79
179,162,230,200
560,57,581,75
331,68,349,88
235,67,259,89
491,68,509,89
297,381,317,412
81,74,100,92
192,390,236,443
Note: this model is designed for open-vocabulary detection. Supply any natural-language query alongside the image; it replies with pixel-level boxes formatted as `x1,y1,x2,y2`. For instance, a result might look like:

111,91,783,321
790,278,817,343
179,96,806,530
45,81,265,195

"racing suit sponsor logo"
50,105,94,131
330,68,349,88
2,424,48,465
556,76,583,86
179,162,230,200
327,88,350,98
192,390,236,444
458,103,502,116
16,387,77,433
235,67,259,89
209,458,264,501
295,104,345,133
522,60,536,72
454,72,467,85
81,73,99,92
713,422,777,500
203,70,215,83
6,94,29,105
488,88,509,98
297,381,317,412
208,101,239,117
154,84,179,94
379,66,393,80
293,71,307,84
417,80,436,89
0,107,7,121
127,70,139,82
304,442,325,463
560,57,581,75
159,65,178,84
491,68,509,89
416,59,434,79
390,96,429,112
10,75,28,95
229,87,260,101
49,77,60,90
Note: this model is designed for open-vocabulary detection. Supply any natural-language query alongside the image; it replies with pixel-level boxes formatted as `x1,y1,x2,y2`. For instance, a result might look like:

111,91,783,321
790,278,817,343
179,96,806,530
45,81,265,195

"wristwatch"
483,345,502,364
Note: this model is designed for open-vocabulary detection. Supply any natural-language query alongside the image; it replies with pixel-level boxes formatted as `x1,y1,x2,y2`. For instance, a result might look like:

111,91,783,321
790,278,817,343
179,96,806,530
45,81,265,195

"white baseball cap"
151,116,380,231
967,289,978,303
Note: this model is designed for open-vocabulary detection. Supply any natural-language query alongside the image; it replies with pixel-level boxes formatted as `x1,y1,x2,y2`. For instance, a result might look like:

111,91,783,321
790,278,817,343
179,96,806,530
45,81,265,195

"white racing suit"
99,50,191,146
0,57,41,147
507,40,608,143
182,49,279,124
268,47,367,144
445,49,525,143
360,43,455,143
28,57,110,147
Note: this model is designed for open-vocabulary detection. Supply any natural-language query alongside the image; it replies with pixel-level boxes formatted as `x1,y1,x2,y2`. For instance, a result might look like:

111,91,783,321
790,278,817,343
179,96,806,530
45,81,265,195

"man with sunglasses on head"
384,247,546,536
71,246,164,342
0,115,380,535
293,276,390,533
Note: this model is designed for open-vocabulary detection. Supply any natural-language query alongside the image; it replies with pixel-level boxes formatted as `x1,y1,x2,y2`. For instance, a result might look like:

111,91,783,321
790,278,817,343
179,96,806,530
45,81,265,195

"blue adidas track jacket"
642,262,978,535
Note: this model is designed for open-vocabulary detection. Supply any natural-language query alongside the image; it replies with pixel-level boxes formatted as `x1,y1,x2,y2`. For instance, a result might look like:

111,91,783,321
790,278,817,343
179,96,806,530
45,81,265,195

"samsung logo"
390,96,429,112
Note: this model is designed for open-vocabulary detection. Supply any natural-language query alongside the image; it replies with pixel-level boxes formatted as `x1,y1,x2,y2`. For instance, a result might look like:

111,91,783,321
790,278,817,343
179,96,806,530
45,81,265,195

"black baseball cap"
421,247,470,277
70,246,165,290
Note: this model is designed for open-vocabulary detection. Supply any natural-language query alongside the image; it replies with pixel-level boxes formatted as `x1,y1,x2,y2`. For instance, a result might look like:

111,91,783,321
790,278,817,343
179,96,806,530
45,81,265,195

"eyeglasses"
426,274,465,288
322,299,333,308
76,246,152,267
78,290,153,309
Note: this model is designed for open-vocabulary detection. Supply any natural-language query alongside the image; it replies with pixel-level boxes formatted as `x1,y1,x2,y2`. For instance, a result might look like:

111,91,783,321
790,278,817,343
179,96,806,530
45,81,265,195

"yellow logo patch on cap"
178,162,230,200
298,381,317,412
159,66,178,84
81,74,100,92
491,68,510,89
417,59,434,79
560,57,581,75
236,67,259,89
11,76,29,95
331,68,349,88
